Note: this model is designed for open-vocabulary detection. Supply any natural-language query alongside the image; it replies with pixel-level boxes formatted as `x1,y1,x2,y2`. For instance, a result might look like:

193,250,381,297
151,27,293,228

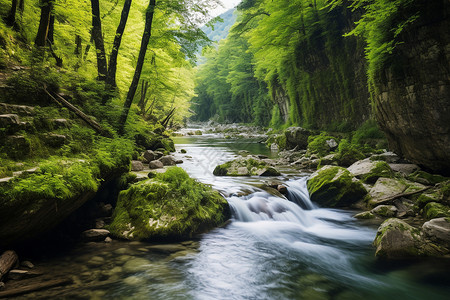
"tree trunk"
90,0,108,81
0,250,18,281
118,0,156,134
106,0,132,89
5,0,18,27
18,0,24,13
48,14,54,44
35,0,53,47
74,35,82,57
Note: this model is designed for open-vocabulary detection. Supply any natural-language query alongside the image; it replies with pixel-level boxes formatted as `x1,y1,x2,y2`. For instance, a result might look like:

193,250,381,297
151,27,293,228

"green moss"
213,158,279,176
423,202,450,220
275,134,287,150
361,161,393,184
336,139,365,167
307,132,336,157
416,193,440,209
307,166,367,207
109,167,231,240
354,211,375,219
408,171,448,185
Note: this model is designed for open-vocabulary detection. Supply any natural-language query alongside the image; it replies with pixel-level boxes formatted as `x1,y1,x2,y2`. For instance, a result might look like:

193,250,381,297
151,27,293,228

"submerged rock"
109,167,231,241
81,229,110,242
307,166,367,207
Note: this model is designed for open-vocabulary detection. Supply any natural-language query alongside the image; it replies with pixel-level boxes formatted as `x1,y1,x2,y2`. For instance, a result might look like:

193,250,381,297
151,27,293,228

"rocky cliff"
373,0,450,175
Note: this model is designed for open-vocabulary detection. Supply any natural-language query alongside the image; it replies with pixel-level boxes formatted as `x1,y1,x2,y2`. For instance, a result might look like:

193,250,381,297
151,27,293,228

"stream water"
11,130,450,299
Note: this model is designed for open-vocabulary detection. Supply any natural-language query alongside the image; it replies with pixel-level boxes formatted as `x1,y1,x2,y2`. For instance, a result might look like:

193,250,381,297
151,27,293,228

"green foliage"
336,138,365,167
109,167,230,240
351,119,386,145
307,132,336,157
423,202,450,220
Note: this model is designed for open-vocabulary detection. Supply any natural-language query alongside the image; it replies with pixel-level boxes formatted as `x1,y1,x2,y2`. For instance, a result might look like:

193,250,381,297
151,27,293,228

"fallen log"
0,278,72,298
0,250,18,281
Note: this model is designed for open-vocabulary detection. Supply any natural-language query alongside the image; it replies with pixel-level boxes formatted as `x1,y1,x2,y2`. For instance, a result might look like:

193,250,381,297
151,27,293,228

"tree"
5,0,18,28
105,0,133,90
35,0,53,47
90,0,108,81
118,0,157,134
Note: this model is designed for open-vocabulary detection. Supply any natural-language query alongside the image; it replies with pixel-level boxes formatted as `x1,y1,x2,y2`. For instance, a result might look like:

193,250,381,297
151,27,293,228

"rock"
95,219,105,229
213,157,280,177
347,159,393,184
109,167,231,241
237,167,249,176
371,205,397,218
0,282,5,290
131,160,144,172
98,203,113,217
257,167,281,176
149,160,164,169
393,198,415,218
369,178,407,204
422,202,450,220
7,269,43,280
21,261,34,269
43,133,67,147
147,244,187,254
104,237,113,243
277,185,288,194
370,152,401,163
180,149,187,154
257,154,268,159
0,114,20,128
122,257,151,273
0,103,34,116
389,164,420,175
81,229,110,242
284,127,311,150
142,150,158,162
87,256,105,267
307,166,367,207
319,153,339,166
373,218,422,259
238,150,250,157
422,218,450,248
175,159,183,164
270,143,279,151
52,118,70,129
353,211,375,219
159,155,177,166
325,139,338,151
5,135,31,158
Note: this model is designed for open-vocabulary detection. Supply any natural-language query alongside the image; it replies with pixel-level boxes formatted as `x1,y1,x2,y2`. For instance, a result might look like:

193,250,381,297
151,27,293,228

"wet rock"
237,167,249,176
214,157,280,177
95,219,105,229
307,166,367,207
104,237,113,243
371,205,397,218
87,256,105,267
238,150,250,157
422,217,450,248
43,133,67,147
7,269,42,280
131,160,144,172
277,185,288,194
373,218,422,259
21,261,34,269
98,203,113,217
393,198,415,218
147,244,187,254
389,163,420,176
422,202,450,220
319,153,339,166
149,160,164,169
257,154,268,159
325,139,338,151
175,159,183,164
180,149,187,154
81,229,110,242
353,211,375,219
257,167,281,176
347,159,393,184
159,155,177,166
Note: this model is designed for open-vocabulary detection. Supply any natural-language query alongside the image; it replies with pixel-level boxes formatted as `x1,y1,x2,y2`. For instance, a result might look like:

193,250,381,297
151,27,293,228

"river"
9,130,450,299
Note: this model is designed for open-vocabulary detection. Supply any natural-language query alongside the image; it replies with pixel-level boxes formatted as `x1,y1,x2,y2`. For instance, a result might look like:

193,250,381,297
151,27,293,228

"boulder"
159,155,177,166
422,202,450,220
319,153,339,166
353,211,375,219
52,118,70,129
422,218,450,248
43,133,67,147
0,114,20,133
81,229,110,242
131,160,144,172
284,127,311,150
149,160,164,169
347,159,393,183
393,198,415,218
370,152,401,163
373,218,422,259
369,178,407,204
213,157,280,176
325,139,338,151
371,205,397,218
389,163,420,175
307,166,367,207
142,150,158,162
109,167,231,240
0,103,35,115
5,135,31,158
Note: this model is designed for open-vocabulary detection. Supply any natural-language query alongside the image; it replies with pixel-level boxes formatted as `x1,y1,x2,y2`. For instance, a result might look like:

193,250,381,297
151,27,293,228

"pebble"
21,260,34,269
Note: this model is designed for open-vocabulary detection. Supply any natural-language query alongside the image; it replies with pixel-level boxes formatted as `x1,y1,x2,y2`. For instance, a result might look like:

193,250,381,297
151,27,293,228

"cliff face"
373,0,450,174
271,7,371,130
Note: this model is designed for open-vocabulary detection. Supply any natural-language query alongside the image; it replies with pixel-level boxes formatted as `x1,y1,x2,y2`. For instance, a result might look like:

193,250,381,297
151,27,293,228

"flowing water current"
13,131,450,299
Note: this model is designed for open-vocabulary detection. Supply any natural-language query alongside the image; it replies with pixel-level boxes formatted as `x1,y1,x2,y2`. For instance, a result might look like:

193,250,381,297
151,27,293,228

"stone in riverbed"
131,160,144,172
368,178,407,204
149,160,164,169
422,217,450,248
81,229,110,242
307,166,367,207
213,157,280,176
159,155,177,166
347,159,393,184
389,163,420,176
21,261,34,269
371,205,397,218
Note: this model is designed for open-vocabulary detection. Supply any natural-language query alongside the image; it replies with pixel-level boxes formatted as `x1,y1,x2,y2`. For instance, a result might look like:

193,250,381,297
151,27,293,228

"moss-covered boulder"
213,157,281,177
371,205,397,218
109,167,231,241
373,218,423,259
307,166,367,207
422,202,450,220
347,159,393,184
